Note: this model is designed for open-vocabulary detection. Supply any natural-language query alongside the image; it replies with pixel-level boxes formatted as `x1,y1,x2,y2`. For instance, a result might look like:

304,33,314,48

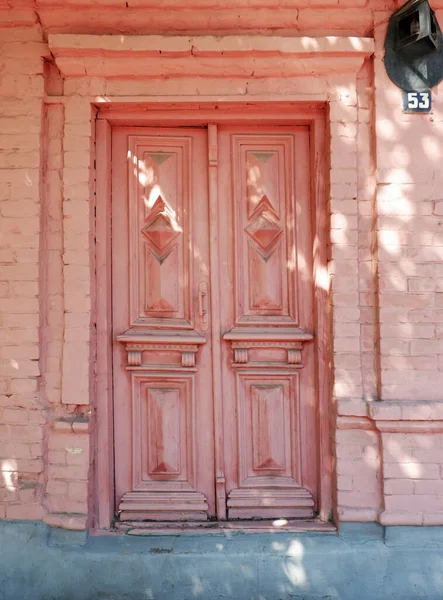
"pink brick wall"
382,432,443,524
41,95,93,530
1,2,443,529
374,9,443,403
0,16,93,529
336,426,382,522
0,24,47,521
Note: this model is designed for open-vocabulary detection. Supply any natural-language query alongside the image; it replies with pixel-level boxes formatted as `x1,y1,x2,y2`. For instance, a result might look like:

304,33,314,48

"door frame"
94,102,331,530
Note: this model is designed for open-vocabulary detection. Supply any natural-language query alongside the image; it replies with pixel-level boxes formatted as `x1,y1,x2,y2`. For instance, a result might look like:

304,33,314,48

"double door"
112,124,318,521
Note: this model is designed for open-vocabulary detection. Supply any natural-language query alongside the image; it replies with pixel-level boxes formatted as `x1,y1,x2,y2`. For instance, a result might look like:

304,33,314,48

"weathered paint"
1,2,443,532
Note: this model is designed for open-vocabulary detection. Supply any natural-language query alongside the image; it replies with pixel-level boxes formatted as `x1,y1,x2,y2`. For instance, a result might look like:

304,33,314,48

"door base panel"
119,491,209,521
227,487,314,519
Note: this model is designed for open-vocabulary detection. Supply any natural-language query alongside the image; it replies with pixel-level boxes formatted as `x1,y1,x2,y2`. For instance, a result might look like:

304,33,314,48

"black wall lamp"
384,0,443,91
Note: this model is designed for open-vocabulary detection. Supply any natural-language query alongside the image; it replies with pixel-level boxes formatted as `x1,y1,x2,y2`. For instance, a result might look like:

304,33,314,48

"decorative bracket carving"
234,348,249,364
223,327,313,368
117,329,205,370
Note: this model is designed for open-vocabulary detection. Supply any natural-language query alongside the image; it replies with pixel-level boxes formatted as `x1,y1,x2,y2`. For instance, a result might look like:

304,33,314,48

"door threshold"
112,518,336,535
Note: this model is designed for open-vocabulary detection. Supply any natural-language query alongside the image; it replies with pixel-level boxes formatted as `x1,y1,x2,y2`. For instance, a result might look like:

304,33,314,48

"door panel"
112,128,215,520
233,134,297,323
219,126,317,519
129,135,192,327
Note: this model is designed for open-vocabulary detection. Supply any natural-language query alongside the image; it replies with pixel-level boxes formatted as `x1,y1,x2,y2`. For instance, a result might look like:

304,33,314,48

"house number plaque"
402,90,432,113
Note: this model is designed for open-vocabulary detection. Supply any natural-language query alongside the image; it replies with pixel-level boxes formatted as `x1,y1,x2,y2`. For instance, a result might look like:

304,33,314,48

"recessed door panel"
232,134,298,325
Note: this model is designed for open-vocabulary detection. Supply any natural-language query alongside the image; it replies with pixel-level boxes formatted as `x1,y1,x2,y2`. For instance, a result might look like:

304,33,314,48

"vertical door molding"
94,118,114,529
311,113,333,522
208,123,227,519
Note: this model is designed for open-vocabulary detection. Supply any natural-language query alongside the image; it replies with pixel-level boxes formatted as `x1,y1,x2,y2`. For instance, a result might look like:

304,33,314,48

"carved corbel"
234,348,248,364
127,348,142,366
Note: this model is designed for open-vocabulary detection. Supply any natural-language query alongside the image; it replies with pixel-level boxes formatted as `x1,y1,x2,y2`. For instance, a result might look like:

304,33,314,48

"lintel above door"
49,34,374,80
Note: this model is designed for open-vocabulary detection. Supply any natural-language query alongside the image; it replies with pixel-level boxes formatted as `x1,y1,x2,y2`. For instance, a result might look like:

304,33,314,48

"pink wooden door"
112,128,215,520
112,124,317,521
218,126,317,518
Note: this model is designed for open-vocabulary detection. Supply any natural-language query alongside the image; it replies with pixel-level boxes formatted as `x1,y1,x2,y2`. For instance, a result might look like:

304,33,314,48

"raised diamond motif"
142,213,180,254
245,211,282,254
142,196,181,260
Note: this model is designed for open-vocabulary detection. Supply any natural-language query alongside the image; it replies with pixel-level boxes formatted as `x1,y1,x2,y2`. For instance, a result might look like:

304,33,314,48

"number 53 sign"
403,91,432,113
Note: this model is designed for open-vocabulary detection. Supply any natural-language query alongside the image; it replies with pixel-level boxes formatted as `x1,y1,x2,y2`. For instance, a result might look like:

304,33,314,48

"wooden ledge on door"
117,328,206,369
223,327,313,368
117,329,206,345
223,326,314,342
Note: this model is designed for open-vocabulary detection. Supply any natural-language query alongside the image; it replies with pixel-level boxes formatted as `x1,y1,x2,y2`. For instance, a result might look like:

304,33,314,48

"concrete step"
1,521,443,599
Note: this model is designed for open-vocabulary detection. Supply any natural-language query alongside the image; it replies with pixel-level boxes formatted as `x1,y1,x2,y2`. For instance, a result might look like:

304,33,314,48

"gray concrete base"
1,520,443,599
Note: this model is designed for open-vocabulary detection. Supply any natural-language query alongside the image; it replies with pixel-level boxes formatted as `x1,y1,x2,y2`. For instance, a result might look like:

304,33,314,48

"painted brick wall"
333,7,443,526
0,22,47,520
0,17,94,530
382,431,443,525
2,2,443,529
43,91,95,530
374,10,443,402
336,427,381,522
41,92,93,530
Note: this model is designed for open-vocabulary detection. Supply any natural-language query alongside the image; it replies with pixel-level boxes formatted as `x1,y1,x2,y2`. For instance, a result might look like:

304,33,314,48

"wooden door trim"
97,103,324,126
207,123,227,520
312,114,332,522
95,119,114,529
94,104,331,529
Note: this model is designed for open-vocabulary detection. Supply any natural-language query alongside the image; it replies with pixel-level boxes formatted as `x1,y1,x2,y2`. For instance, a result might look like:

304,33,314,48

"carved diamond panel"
245,196,282,259
142,196,181,262
143,214,180,256
246,213,281,253
128,136,193,323
233,135,297,323
141,195,182,313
